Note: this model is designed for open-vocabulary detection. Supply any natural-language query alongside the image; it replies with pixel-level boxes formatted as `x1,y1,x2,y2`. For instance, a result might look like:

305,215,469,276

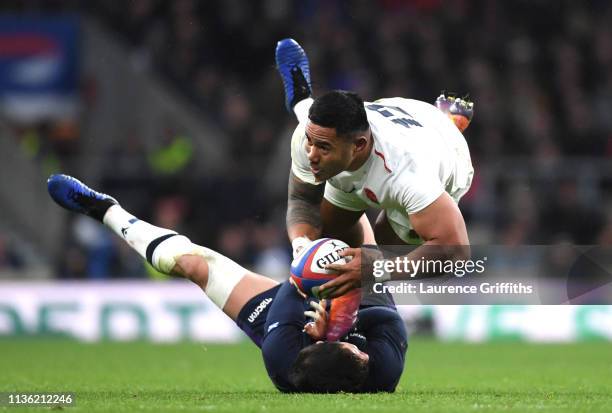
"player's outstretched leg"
275,38,313,121
47,174,277,319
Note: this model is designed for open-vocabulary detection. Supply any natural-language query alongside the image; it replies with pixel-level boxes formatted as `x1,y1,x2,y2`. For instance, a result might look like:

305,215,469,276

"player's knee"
174,255,209,288
152,236,247,308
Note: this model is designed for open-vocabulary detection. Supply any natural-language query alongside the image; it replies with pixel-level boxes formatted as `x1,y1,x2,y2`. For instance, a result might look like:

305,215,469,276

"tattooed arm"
286,170,324,242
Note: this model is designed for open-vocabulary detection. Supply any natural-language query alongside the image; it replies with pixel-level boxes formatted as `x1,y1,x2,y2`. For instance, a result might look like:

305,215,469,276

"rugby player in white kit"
276,39,474,297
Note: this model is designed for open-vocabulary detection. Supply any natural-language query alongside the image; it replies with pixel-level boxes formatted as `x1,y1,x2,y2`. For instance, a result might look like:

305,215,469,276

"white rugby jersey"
290,98,473,243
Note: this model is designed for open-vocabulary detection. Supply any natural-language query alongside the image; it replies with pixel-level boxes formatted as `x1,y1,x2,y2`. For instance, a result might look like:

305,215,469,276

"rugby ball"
290,238,350,297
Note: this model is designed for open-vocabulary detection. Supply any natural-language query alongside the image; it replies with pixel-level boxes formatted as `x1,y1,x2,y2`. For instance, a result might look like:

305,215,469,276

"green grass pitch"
1,338,611,412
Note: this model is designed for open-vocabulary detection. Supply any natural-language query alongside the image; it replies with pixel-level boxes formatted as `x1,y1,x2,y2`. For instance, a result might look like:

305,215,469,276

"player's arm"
287,171,375,254
380,191,470,280
323,192,469,296
357,307,408,392
287,170,324,242
261,281,312,392
408,191,469,253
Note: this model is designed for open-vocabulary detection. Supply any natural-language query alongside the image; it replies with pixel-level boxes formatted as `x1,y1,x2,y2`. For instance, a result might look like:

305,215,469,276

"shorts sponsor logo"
248,298,273,323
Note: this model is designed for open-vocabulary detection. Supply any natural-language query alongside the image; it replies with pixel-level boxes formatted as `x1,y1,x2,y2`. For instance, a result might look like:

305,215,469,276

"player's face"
305,122,355,182
315,341,369,362
339,342,370,362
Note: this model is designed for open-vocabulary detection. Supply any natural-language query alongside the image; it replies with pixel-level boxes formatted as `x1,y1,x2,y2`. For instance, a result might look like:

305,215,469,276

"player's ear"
353,135,368,152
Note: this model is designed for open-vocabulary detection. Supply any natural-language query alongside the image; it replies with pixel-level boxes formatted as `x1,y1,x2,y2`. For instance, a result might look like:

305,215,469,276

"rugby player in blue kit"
47,174,408,393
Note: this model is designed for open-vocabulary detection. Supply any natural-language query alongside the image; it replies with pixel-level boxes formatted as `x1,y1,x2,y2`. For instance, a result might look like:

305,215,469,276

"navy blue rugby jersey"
261,281,408,393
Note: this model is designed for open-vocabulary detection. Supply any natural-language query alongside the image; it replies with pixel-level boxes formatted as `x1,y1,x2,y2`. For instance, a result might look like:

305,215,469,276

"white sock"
102,205,247,307
293,97,314,123
102,205,176,263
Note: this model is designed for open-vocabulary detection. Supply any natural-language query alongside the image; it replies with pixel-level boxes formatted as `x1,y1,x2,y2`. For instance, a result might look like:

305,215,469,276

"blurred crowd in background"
1,0,612,279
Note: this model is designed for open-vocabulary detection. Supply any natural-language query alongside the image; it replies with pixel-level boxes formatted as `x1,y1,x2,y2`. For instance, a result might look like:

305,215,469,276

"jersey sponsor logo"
364,188,378,203
348,332,366,341
247,297,273,323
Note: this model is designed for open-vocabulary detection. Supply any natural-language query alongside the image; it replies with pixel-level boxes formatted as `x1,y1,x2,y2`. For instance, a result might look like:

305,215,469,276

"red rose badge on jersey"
364,188,378,203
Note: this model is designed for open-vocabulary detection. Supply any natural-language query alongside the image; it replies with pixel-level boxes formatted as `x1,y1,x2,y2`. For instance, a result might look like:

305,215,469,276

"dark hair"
289,342,369,393
308,90,369,139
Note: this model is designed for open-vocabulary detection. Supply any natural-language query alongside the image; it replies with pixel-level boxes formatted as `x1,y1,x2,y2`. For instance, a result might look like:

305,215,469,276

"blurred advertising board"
398,305,612,342
0,282,610,342
0,16,79,122
0,281,242,342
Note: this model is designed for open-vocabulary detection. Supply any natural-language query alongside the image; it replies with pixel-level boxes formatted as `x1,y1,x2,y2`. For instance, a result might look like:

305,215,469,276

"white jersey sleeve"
392,169,445,215
290,123,322,185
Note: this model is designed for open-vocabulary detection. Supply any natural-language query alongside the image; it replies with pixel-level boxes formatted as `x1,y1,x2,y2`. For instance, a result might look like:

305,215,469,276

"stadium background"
1,1,611,343
1,2,611,411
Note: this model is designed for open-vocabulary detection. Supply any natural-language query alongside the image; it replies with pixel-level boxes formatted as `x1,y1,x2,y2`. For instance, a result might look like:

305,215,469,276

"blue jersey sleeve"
356,306,408,392
261,281,313,392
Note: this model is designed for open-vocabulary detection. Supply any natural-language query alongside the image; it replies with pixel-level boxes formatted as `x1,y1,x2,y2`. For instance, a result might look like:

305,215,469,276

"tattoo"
287,201,322,228
287,171,324,229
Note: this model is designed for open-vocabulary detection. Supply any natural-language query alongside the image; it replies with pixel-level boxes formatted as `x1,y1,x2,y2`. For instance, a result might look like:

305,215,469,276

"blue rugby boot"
275,38,312,112
47,174,117,222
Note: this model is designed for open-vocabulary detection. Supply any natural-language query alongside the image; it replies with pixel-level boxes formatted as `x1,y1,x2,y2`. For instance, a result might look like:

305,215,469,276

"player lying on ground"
275,39,475,296
47,174,407,393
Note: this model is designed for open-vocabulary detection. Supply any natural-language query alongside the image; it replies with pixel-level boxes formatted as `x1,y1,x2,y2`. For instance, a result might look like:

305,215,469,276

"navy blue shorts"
235,284,281,348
